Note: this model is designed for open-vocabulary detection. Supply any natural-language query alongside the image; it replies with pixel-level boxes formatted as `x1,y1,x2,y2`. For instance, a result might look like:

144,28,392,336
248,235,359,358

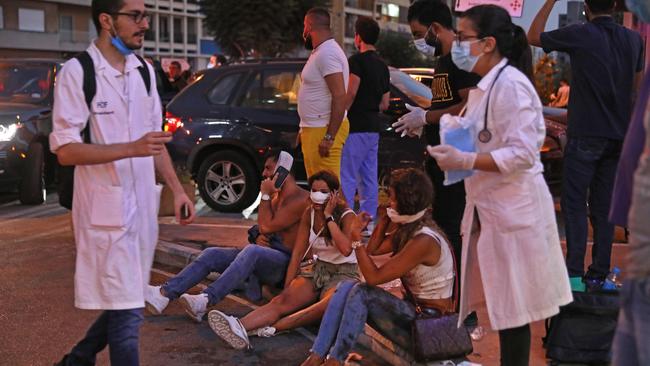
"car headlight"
0,123,18,142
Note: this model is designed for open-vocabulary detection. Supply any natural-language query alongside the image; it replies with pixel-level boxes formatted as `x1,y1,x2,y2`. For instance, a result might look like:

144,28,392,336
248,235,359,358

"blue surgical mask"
110,26,134,56
414,38,436,58
451,40,483,73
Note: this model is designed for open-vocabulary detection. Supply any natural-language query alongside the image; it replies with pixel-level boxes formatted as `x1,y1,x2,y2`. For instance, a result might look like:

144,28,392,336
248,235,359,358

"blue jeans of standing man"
340,133,379,217
612,278,650,366
311,280,417,362
61,308,144,366
562,136,622,278
162,244,289,305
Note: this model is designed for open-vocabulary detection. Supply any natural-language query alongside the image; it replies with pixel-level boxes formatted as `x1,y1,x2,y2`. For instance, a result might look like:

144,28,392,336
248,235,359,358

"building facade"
331,0,413,54
0,0,212,70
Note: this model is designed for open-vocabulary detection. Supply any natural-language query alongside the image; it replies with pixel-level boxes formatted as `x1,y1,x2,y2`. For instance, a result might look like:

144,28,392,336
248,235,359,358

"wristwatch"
261,193,271,201
325,215,335,225
351,241,364,250
323,133,334,141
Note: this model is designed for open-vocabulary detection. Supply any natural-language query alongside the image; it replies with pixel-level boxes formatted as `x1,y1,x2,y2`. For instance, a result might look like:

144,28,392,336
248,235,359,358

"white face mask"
310,191,329,205
386,207,427,224
451,40,483,73
413,38,436,58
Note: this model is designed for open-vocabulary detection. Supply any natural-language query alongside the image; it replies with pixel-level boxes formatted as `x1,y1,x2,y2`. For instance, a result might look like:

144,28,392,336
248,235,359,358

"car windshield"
390,69,432,109
0,63,53,103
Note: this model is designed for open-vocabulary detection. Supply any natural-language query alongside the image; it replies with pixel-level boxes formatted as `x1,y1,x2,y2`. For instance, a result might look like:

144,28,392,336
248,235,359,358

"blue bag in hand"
440,114,476,186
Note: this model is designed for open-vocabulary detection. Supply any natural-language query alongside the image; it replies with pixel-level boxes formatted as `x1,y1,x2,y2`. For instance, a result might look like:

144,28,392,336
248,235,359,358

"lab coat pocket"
90,185,126,228
490,181,536,233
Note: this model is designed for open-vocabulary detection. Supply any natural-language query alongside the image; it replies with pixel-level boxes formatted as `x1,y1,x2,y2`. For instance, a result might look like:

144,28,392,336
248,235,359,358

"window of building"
240,71,301,111
378,3,400,23
208,73,242,105
60,15,73,42
0,6,4,29
345,14,358,38
159,15,170,42
173,17,183,43
88,19,97,40
19,8,45,32
145,13,156,41
187,17,197,44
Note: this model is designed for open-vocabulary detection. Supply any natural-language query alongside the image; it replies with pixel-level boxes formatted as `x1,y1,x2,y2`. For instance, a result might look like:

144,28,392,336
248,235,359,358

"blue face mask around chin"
626,0,650,22
111,34,134,56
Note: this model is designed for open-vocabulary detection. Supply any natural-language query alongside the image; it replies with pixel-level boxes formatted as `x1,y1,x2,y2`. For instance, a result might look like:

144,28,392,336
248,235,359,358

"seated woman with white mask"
301,168,454,366
207,170,359,350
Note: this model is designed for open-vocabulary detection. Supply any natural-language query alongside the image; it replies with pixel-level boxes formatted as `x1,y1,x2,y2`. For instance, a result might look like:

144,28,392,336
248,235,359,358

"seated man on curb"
145,149,309,322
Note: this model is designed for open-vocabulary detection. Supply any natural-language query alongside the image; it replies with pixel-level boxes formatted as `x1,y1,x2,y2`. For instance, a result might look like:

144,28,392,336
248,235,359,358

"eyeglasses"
111,11,151,24
454,34,482,47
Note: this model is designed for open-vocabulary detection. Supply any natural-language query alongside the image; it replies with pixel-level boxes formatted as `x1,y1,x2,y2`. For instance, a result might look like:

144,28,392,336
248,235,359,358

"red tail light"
164,111,183,133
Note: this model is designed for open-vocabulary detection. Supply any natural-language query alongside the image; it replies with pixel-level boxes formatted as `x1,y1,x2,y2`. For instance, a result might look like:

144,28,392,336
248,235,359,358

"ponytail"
461,5,533,82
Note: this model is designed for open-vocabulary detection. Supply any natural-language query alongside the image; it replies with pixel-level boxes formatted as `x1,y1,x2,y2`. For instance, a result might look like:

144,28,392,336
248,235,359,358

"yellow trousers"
300,120,349,180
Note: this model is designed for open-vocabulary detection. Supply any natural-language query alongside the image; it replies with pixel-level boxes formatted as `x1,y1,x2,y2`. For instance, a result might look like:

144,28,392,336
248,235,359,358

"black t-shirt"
541,17,645,140
347,51,390,133
424,53,481,146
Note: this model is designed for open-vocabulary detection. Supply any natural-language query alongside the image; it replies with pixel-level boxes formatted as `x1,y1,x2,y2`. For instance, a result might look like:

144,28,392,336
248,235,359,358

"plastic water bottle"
602,267,622,291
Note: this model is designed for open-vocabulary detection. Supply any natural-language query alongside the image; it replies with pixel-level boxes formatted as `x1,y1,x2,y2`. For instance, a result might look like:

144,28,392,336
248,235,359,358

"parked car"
166,60,564,213
0,59,62,204
400,67,436,88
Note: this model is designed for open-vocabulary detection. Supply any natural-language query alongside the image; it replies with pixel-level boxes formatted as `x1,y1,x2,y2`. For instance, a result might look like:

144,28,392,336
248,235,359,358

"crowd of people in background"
50,0,648,365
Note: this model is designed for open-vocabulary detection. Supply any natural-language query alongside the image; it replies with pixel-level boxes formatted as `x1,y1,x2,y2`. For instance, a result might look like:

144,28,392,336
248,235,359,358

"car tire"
19,142,46,205
197,150,259,213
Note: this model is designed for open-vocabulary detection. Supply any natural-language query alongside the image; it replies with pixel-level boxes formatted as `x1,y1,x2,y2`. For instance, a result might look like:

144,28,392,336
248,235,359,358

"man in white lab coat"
50,1,195,365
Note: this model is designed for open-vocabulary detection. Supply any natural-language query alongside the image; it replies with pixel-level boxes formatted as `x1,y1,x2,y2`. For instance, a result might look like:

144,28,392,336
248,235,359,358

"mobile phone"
273,151,294,189
181,203,190,220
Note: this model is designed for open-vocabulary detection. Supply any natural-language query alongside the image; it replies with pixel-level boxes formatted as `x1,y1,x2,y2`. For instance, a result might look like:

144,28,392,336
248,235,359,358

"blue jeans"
562,136,622,278
341,133,379,217
612,278,650,366
311,281,416,362
63,309,144,366
162,244,289,305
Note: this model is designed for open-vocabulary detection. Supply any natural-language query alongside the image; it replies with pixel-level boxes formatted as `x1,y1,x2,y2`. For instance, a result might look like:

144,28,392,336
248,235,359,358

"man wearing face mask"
298,7,350,180
529,0,645,290
401,0,482,332
50,0,195,365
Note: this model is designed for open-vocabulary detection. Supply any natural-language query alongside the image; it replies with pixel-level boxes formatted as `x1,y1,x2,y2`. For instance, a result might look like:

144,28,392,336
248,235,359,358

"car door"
229,65,306,179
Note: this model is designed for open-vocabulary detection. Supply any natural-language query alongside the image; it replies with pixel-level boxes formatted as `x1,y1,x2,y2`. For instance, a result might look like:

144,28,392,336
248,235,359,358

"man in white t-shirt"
298,7,349,179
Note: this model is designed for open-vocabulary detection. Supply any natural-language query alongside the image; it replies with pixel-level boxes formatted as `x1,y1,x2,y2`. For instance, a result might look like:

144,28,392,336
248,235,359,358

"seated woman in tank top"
207,170,359,350
301,168,455,366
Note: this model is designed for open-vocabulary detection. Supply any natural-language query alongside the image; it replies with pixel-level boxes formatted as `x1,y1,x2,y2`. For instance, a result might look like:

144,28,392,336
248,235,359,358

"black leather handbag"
407,237,473,362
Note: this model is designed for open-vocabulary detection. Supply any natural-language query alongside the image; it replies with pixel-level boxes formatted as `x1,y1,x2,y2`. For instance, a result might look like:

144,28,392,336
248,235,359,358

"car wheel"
19,142,46,205
197,150,259,213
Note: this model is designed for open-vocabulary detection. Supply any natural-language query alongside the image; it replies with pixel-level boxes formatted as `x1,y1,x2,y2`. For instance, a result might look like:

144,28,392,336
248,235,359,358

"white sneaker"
248,326,277,338
179,293,208,322
208,310,251,350
144,285,169,315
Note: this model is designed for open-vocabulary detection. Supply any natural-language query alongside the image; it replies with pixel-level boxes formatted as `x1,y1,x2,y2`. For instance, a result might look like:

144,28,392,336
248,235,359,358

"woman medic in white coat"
428,5,572,365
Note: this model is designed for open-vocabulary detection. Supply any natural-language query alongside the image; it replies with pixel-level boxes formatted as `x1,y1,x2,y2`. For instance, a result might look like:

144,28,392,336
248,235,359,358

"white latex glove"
427,145,477,171
392,104,427,136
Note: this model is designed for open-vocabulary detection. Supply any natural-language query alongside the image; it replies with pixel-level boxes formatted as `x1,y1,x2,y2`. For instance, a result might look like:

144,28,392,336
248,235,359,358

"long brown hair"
308,170,350,244
389,168,447,254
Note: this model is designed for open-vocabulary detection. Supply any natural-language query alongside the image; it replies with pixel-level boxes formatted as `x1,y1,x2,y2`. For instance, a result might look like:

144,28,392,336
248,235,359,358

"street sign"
455,0,524,17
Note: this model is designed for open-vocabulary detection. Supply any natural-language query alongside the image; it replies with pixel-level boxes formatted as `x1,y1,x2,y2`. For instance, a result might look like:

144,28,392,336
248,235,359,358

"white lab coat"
50,43,163,310
456,59,572,330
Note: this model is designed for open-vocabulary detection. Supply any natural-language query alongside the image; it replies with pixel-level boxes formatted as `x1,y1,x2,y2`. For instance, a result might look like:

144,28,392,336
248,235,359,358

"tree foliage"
375,30,435,68
200,0,330,59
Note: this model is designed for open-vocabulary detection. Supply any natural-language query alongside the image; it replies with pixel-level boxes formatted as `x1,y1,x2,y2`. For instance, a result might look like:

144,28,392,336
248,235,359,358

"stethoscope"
478,65,508,144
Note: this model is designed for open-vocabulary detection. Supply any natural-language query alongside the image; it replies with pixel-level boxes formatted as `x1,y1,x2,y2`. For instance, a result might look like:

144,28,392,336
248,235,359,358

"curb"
153,239,425,366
